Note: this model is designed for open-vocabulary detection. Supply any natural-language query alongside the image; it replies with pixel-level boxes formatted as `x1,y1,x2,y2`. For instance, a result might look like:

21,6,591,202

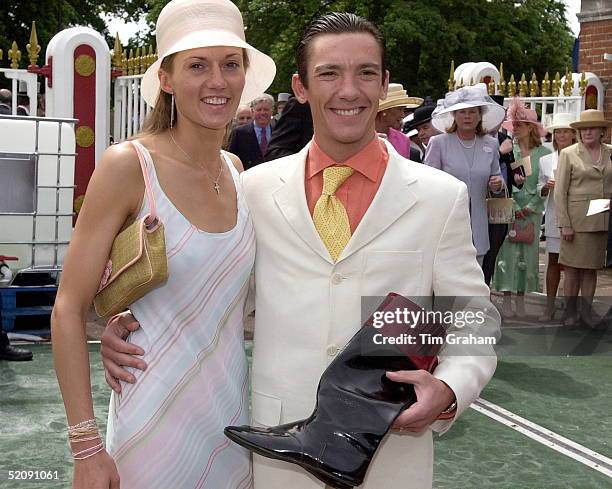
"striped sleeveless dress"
106,140,254,489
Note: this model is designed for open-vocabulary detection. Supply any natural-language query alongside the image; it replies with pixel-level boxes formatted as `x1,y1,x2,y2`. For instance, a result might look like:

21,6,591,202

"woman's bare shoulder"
225,151,245,173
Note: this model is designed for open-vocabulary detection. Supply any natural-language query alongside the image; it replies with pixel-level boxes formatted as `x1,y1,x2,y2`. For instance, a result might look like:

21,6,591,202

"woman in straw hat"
536,113,577,321
493,98,551,318
375,83,422,160
555,109,612,327
424,83,505,267
52,0,275,487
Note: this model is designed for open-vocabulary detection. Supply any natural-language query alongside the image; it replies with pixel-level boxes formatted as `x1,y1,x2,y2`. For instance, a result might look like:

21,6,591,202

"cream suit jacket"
240,140,500,489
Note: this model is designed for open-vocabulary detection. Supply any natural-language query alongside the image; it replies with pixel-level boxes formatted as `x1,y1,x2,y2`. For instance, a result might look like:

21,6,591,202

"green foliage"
232,0,573,99
1,0,573,100
0,1,148,66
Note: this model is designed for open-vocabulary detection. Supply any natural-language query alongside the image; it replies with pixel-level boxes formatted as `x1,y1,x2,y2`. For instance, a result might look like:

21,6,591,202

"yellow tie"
313,166,355,262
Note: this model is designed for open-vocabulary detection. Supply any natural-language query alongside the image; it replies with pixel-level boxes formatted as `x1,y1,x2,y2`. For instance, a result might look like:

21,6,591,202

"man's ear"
292,73,308,104
159,69,173,95
380,69,390,101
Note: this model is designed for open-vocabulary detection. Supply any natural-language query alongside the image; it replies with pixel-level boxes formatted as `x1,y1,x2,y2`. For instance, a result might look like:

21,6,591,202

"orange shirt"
305,136,389,233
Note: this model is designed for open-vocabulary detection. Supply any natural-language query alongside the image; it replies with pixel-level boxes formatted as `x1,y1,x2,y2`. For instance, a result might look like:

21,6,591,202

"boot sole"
224,430,358,489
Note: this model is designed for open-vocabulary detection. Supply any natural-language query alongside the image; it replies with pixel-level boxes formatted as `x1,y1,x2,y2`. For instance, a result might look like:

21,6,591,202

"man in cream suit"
102,12,500,488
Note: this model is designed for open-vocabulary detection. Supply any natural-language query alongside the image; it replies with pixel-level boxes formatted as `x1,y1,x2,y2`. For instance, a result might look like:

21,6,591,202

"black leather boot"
225,293,445,488
0,331,33,361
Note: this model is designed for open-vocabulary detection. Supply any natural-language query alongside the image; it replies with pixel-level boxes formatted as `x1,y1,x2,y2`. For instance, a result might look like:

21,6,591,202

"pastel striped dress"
106,141,255,489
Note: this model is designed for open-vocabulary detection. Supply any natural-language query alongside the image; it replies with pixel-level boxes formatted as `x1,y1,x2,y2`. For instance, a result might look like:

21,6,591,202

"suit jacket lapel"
339,144,418,262
272,143,334,264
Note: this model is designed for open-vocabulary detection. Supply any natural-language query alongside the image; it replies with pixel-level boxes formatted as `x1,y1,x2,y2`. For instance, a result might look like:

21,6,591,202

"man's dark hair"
296,12,386,89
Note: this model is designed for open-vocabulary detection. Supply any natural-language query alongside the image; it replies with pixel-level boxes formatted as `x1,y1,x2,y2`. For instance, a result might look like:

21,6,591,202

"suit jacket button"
331,274,344,285
326,345,339,356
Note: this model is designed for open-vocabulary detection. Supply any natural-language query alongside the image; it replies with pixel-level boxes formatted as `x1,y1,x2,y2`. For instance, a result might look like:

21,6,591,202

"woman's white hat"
431,83,506,132
141,0,276,107
546,112,576,133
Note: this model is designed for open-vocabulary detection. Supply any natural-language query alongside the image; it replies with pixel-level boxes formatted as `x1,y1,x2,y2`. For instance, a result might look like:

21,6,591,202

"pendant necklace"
170,129,223,195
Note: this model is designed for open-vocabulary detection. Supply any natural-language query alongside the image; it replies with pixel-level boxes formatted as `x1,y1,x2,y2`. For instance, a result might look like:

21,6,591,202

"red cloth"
305,136,388,232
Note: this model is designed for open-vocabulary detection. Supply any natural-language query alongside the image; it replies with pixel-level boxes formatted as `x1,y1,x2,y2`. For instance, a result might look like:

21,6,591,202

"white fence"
113,74,151,142
0,68,39,116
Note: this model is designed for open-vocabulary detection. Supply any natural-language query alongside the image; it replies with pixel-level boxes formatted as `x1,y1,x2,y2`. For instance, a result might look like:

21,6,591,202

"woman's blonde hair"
140,50,250,136
552,128,577,151
447,107,486,136
519,123,542,150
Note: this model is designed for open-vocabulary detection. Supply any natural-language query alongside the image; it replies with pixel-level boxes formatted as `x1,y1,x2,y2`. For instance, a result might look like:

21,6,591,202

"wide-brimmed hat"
546,113,576,133
570,109,612,129
501,97,547,137
431,84,506,132
378,83,423,112
141,0,276,107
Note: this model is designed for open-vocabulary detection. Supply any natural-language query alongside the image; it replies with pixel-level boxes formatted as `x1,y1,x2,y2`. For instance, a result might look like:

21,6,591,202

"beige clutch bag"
94,141,168,317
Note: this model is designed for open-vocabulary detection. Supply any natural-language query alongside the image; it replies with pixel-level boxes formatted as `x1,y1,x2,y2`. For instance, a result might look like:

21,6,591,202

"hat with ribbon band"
431,83,506,132
141,0,276,107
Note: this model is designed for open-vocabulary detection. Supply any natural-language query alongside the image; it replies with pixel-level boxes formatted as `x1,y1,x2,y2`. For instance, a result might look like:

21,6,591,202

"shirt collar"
306,135,387,181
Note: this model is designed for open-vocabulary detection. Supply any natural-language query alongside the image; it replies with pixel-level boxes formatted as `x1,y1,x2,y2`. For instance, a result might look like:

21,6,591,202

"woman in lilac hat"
494,98,551,318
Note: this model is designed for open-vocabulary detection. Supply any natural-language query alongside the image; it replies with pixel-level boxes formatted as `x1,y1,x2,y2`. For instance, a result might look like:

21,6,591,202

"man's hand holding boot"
386,370,456,432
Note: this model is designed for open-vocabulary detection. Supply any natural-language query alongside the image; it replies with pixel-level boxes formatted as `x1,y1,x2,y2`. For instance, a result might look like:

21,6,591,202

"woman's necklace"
457,134,476,149
169,129,224,195
591,144,603,166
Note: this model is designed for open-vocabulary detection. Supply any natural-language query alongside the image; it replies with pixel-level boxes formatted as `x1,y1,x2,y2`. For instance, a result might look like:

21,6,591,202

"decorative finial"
497,62,506,96
518,73,528,97
26,21,41,67
8,41,22,69
529,73,539,97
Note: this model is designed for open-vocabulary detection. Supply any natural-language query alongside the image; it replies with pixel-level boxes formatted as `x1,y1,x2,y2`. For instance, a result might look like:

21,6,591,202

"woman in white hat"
375,83,422,160
494,98,551,318
52,0,275,487
555,109,612,326
424,83,505,267
536,113,577,321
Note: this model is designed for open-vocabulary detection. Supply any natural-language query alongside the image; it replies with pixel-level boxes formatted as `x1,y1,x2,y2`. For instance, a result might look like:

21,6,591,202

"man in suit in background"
228,93,274,169
265,97,313,161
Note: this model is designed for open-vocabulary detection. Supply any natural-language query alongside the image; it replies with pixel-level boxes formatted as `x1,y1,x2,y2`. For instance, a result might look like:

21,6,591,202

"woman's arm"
538,154,551,197
51,142,144,487
554,149,572,229
423,134,443,170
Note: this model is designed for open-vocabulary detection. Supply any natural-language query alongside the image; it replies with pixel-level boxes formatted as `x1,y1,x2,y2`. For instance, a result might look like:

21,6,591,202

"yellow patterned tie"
313,166,355,262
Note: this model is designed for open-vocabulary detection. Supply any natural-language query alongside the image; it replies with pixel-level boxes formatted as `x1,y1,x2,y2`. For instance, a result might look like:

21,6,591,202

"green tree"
231,0,573,99
0,1,148,67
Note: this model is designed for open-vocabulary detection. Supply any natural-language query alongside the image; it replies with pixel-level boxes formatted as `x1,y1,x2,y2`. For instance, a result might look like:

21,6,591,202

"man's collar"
306,136,387,181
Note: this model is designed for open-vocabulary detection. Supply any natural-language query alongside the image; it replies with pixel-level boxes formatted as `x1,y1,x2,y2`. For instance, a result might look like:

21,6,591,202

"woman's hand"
515,208,533,219
561,227,574,241
488,175,503,192
514,173,526,186
73,450,120,488
499,138,513,155
541,179,555,196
